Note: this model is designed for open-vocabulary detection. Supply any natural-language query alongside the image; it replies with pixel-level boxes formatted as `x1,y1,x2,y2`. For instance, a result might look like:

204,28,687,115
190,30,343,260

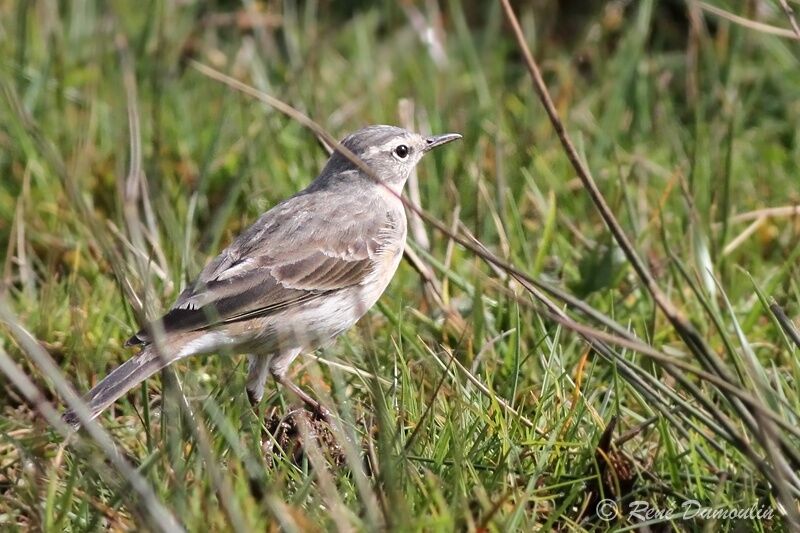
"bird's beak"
423,133,462,152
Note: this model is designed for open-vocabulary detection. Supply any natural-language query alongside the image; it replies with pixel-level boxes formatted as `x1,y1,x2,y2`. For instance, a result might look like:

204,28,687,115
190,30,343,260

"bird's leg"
268,347,330,419
246,353,271,406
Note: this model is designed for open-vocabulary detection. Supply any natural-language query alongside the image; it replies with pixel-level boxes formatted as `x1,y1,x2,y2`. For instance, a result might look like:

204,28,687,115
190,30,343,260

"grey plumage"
63,124,461,426
127,191,394,342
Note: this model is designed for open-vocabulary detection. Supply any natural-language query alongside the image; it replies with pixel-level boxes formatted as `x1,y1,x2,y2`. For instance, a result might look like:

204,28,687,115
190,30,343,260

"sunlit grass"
1,1,799,531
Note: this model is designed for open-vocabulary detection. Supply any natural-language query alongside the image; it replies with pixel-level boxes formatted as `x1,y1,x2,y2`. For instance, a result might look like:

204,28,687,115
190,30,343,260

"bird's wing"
130,190,399,343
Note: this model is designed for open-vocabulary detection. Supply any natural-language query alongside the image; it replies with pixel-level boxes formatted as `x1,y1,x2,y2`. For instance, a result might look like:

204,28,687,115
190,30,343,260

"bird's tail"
63,346,174,427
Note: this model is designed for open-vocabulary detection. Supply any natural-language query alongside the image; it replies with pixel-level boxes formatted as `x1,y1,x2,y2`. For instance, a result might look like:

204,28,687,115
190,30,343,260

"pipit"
63,125,461,425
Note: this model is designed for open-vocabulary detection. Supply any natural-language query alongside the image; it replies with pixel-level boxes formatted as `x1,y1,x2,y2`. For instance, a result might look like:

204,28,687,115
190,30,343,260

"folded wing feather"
128,191,390,344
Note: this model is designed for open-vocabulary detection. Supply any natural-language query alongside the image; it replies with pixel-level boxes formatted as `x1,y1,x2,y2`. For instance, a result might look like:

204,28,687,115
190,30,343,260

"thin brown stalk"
778,0,800,40
499,0,800,511
498,0,709,359
727,205,800,224
695,1,800,40
187,60,799,473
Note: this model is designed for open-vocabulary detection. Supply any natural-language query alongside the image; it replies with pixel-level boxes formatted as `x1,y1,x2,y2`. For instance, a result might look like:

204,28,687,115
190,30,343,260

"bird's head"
316,125,461,192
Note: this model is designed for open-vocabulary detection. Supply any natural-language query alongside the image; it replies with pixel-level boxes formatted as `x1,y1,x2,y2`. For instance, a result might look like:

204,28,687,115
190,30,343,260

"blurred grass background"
1,0,800,530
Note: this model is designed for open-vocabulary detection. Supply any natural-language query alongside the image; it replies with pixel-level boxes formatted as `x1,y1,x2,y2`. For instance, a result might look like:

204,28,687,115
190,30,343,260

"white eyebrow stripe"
361,139,404,158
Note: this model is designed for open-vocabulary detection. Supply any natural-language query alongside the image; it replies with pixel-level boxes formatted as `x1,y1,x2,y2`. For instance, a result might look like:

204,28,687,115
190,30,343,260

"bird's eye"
394,145,410,159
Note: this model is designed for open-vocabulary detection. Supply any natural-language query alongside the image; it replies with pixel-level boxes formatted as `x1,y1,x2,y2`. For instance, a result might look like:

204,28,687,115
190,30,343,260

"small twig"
403,246,446,307
695,1,800,40
778,0,800,40
723,215,765,256
496,0,790,447
498,0,706,356
727,205,800,224
302,352,392,386
499,0,800,506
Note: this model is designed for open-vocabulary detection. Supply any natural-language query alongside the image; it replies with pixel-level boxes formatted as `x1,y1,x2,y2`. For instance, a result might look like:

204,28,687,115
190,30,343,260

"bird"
63,125,461,426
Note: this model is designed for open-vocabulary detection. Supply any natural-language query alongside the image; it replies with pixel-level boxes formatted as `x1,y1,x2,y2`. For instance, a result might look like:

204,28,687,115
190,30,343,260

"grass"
2,0,800,530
